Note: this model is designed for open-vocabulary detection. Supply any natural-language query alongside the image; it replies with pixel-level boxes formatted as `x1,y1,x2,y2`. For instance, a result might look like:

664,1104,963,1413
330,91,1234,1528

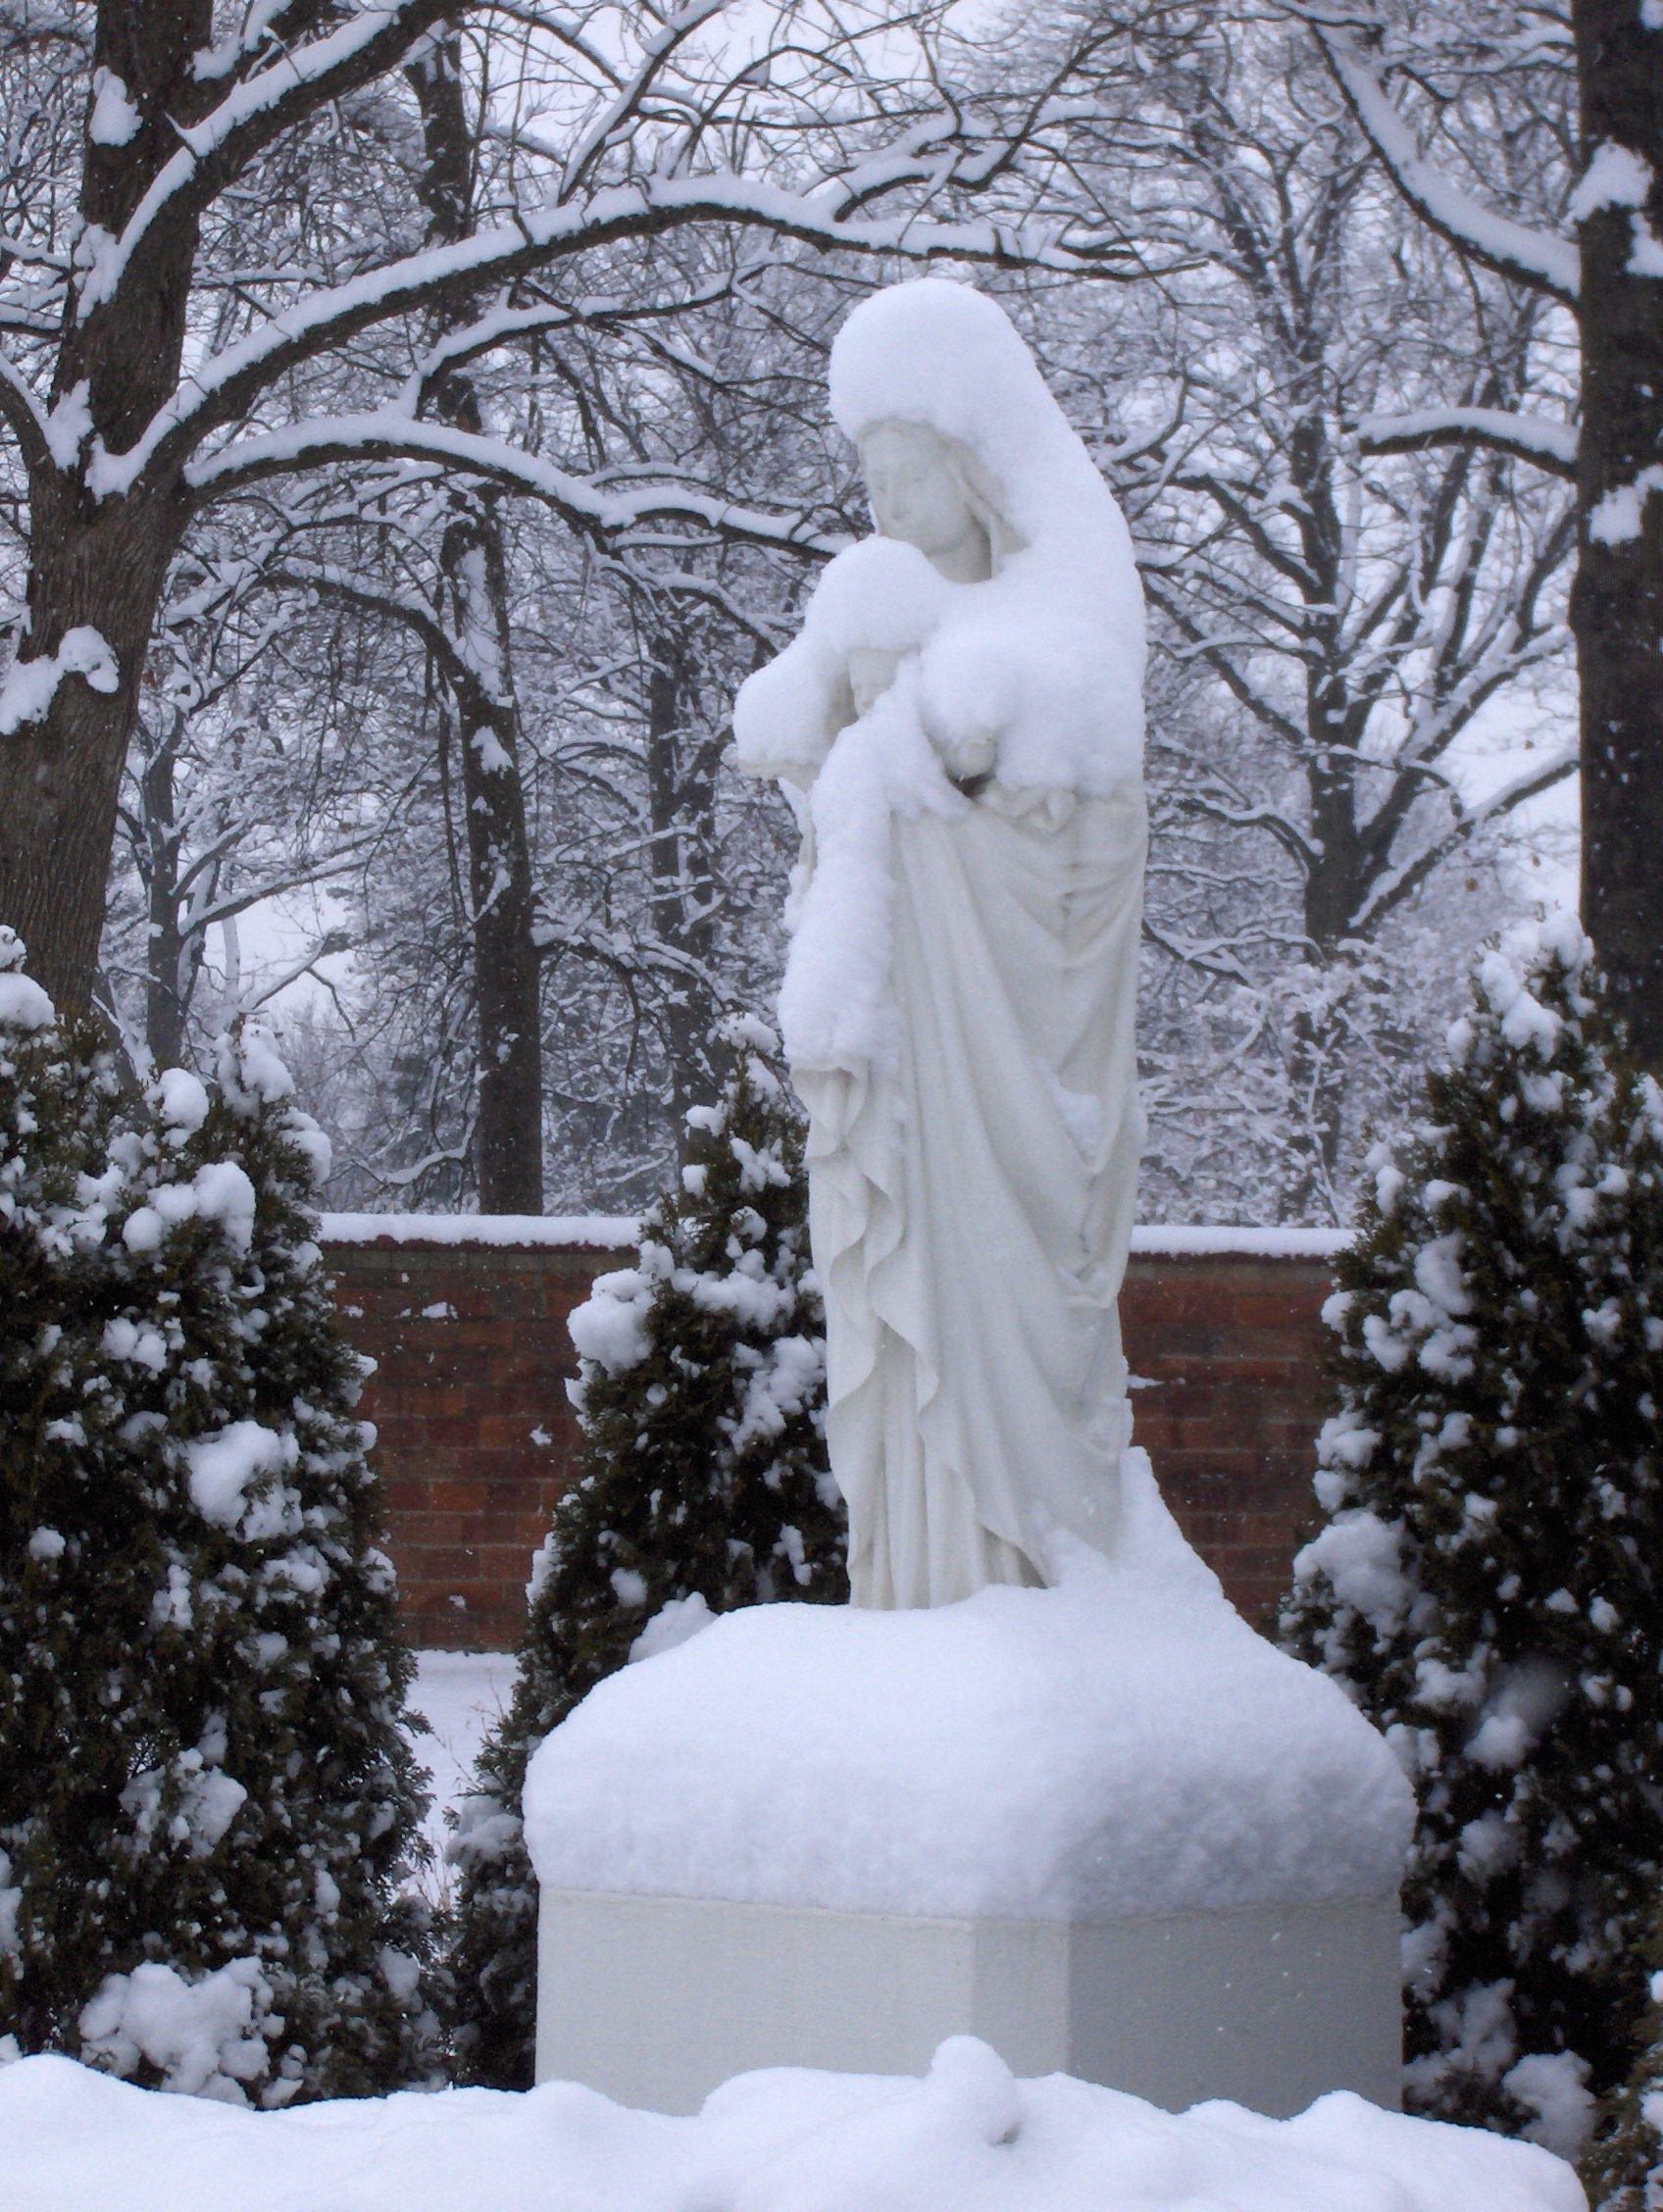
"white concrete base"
535,1886,1401,2117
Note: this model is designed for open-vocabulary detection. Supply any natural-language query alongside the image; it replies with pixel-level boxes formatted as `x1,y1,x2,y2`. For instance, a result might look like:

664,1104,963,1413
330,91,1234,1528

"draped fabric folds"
793,782,1147,1607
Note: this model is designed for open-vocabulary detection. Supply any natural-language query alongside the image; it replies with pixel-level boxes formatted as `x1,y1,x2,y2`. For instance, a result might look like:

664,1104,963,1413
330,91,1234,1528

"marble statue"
734,280,1148,1608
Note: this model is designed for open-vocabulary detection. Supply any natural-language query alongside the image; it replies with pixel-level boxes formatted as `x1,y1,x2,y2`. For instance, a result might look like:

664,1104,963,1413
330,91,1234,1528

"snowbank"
0,2040,1581,2212
524,1451,1411,1921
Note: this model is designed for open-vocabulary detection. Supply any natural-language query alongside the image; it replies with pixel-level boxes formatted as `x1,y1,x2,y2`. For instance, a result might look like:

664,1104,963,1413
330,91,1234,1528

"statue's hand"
929,718,998,784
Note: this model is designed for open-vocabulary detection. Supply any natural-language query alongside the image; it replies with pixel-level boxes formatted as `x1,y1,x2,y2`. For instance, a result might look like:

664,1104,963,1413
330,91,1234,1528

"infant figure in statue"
734,280,1148,1609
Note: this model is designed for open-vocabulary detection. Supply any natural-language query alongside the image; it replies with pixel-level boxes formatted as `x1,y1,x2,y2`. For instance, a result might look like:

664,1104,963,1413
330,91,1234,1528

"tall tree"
406,24,542,1210
1288,0,1663,1064
0,0,1137,1014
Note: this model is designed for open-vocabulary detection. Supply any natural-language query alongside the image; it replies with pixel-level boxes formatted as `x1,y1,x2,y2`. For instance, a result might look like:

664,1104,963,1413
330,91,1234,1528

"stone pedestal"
524,1459,1411,2118
535,1886,1401,2118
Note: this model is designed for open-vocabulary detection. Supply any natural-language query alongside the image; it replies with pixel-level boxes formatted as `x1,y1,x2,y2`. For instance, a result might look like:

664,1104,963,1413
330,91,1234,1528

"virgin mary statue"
733,280,1147,1609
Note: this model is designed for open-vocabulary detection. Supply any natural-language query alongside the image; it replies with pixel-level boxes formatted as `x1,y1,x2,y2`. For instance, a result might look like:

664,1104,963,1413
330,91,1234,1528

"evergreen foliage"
0,937,433,2102
1584,1963,1663,2210
445,1016,846,2086
1281,918,1663,2157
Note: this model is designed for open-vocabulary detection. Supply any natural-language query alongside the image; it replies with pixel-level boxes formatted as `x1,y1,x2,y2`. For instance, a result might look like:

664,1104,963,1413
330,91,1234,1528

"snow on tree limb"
185,410,839,555
1303,20,1580,304
87,174,1131,507
1349,748,1579,936
74,0,458,318
1358,407,1578,479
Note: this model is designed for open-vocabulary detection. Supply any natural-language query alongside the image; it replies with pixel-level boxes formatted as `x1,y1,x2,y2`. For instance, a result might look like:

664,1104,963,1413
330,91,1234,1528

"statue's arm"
732,635,844,784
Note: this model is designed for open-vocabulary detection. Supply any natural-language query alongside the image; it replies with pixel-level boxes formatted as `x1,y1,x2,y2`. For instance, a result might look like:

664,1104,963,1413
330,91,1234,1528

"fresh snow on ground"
0,2037,1582,2212
406,1651,516,1902
524,1449,1412,1921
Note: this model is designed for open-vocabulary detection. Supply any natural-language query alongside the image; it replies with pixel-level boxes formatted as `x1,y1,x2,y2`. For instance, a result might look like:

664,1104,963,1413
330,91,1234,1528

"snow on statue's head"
829,279,1146,787
832,281,1114,569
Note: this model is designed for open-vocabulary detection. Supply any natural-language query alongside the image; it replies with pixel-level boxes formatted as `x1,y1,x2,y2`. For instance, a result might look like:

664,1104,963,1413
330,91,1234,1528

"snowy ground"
2,2036,1582,2212
407,1650,517,1903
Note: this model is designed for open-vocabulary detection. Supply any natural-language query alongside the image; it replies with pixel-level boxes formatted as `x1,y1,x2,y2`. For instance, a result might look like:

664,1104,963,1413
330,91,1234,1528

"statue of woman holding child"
734,281,1148,1608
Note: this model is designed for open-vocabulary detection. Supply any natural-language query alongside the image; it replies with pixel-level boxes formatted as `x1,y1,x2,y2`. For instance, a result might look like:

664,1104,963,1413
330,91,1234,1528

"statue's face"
859,422,984,573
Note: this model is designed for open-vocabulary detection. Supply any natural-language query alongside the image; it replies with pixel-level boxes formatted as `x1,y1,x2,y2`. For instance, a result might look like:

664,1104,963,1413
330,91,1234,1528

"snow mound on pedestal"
0,2041,1580,2212
524,1451,1412,1921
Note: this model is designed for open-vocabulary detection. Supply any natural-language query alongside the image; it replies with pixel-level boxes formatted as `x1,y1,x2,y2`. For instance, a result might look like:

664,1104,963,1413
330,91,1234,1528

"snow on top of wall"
1129,1225,1348,1259
0,2037,1580,2212
524,1448,1411,1922
319,1214,1345,1261
318,1212,638,1249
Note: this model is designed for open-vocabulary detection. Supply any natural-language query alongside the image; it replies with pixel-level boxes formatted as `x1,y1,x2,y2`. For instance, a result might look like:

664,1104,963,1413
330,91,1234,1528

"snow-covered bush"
1,942,433,2102
1281,918,1663,2154
445,1017,846,2085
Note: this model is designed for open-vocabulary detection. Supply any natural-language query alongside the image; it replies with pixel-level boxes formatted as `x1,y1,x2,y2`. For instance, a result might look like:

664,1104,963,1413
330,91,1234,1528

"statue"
734,280,1148,1608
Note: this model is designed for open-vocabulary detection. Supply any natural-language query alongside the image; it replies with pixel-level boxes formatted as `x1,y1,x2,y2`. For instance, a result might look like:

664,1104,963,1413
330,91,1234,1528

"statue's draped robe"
793,779,1146,1607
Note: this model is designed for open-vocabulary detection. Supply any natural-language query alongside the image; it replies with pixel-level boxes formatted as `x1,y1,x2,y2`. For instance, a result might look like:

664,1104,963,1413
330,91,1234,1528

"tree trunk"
646,629,720,1138
412,29,544,1212
439,509,545,1213
135,713,208,1070
0,0,211,1010
0,491,180,1011
1571,0,1663,1066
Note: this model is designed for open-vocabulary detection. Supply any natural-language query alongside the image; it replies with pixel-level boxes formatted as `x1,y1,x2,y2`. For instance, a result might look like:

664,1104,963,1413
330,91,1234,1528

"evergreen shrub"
445,1016,845,2086
0,935,432,2101
1282,918,1663,2158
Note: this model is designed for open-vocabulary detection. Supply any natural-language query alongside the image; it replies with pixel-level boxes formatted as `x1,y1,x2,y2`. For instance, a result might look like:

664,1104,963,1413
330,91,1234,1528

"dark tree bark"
0,1,209,1007
1314,6,1663,1065
137,717,192,1070
1570,0,1663,1065
410,27,544,1213
645,628,721,1139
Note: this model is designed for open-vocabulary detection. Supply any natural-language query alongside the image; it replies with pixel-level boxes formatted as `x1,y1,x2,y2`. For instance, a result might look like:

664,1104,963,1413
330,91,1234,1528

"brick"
326,1235,1339,1652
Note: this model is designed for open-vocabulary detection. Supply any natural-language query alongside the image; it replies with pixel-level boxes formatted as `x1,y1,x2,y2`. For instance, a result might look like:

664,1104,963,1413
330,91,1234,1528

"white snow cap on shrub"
184,1421,294,1535
77,1959,273,2102
0,928,54,1033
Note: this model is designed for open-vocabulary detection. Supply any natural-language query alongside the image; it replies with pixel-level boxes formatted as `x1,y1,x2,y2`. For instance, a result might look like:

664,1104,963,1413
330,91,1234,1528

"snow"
87,68,141,147
1501,2052,1596,2163
42,381,92,471
1568,142,1654,222
734,280,1145,1074
567,1261,655,1377
0,2038,1583,2212
629,1590,715,1664
156,1068,210,1137
321,1215,1346,1258
1589,463,1663,545
191,1158,257,1251
1359,407,1577,474
0,626,119,736
1128,1224,1346,1258
524,1449,1413,1922
1320,32,1580,301
0,970,55,1032
407,1651,516,1902
319,1211,637,1248
76,1960,273,2103
183,1421,290,1533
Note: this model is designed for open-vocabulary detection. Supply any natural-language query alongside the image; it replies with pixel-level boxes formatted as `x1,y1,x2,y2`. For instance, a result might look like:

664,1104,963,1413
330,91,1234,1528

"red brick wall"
1120,1253,1332,1631
324,1233,1334,1650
